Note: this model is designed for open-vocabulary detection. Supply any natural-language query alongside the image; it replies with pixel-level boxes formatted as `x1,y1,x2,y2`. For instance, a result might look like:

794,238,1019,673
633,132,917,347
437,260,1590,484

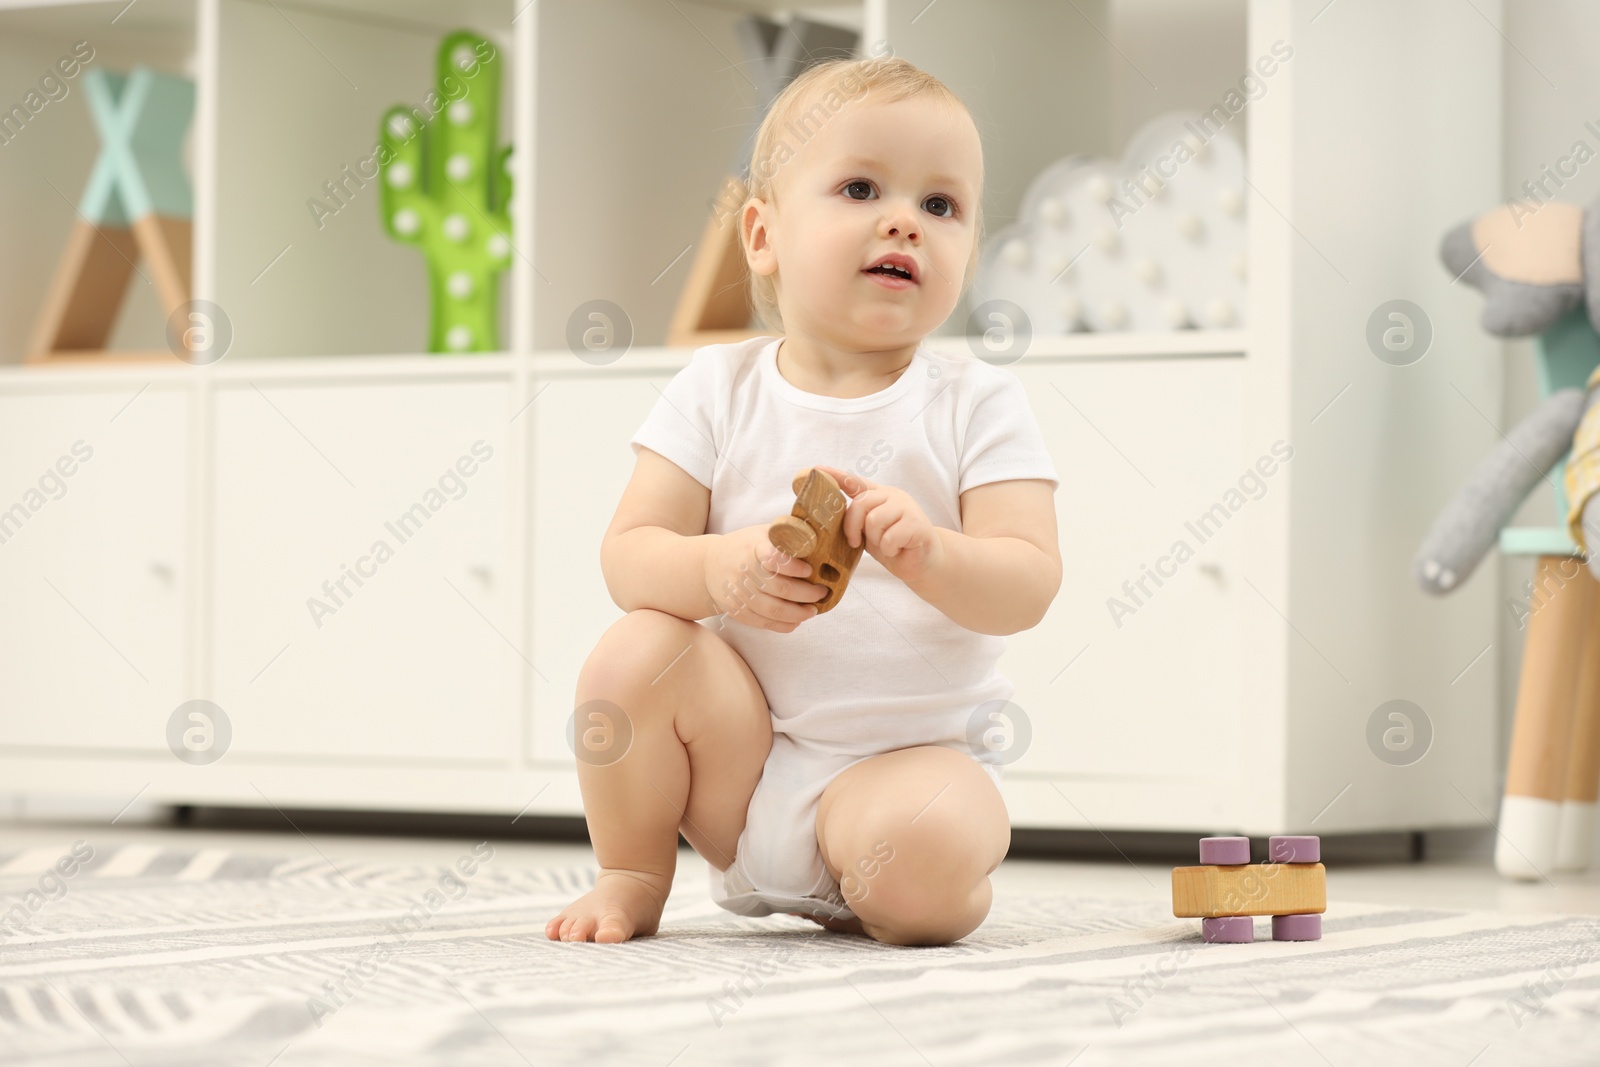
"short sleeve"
959,369,1060,494
628,348,721,489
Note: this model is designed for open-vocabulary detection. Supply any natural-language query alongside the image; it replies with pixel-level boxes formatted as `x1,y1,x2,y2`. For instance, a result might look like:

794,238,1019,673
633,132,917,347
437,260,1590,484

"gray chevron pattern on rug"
0,841,1596,1066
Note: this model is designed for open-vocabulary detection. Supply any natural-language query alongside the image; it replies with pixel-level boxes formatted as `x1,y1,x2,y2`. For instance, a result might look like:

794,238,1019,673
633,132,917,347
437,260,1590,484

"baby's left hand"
813,465,946,585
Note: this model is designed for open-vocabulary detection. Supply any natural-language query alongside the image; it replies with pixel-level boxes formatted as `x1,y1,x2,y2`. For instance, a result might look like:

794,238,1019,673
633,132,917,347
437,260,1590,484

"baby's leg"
546,609,772,943
814,746,1009,946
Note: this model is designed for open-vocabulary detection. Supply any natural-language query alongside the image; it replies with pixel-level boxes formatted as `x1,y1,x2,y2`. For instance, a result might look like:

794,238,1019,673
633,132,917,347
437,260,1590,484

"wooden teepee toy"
28,66,194,363
666,15,856,347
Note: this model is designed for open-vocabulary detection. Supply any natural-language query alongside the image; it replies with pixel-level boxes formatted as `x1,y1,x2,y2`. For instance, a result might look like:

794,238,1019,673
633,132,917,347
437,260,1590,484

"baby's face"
748,93,982,348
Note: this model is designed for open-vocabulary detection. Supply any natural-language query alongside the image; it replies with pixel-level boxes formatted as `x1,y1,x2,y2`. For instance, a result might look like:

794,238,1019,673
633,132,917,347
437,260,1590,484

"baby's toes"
594,912,631,943
562,914,598,942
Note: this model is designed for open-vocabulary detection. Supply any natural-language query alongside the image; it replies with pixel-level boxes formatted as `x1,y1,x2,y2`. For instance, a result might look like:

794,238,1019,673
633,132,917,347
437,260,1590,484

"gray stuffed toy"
1415,196,1600,592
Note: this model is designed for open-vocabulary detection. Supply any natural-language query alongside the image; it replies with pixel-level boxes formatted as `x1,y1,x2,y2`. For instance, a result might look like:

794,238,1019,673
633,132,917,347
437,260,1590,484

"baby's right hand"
705,524,828,633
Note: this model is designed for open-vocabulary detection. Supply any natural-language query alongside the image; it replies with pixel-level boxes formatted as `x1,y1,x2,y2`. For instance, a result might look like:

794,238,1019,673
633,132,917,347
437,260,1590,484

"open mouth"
862,254,918,287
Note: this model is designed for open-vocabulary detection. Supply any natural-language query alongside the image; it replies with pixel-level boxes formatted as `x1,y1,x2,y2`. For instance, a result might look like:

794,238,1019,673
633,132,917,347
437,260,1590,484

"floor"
5,814,1599,920
12,812,1600,1062
8,813,1600,1065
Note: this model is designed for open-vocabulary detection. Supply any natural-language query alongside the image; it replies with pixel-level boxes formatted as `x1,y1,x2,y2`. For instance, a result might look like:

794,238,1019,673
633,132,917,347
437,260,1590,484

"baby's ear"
741,197,779,275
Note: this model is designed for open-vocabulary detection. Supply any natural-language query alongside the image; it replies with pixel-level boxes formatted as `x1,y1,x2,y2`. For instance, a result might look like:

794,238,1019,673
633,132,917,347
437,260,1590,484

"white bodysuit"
627,334,1059,920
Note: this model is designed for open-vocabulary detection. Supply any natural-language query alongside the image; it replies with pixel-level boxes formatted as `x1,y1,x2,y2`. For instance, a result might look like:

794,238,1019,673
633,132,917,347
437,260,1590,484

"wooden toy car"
767,467,865,614
1172,836,1326,942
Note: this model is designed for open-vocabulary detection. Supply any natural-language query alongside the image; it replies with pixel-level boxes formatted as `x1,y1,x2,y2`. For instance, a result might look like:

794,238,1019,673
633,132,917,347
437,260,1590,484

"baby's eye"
843,180,875,201
924,195,956,218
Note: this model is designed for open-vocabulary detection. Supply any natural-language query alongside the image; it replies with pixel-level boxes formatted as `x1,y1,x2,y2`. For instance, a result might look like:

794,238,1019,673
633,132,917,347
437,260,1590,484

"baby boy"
546,53,1061,946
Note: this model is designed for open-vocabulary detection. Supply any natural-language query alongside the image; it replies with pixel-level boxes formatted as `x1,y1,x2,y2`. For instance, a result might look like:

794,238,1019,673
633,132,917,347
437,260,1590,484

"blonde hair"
742,53,984,333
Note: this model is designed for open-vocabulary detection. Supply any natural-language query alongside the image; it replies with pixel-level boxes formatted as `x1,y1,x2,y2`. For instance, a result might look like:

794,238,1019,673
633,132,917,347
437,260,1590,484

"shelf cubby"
1,0,1262,364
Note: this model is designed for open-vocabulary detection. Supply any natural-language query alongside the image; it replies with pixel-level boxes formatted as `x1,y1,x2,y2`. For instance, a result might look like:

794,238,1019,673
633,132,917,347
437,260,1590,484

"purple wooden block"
1202,916,1254,943
1198,836,1251,865
1268,835,1321,863
1272,913,1322,941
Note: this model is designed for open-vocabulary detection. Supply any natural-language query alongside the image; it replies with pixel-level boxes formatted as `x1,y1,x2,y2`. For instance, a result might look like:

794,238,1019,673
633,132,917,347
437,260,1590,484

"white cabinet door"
211,378,517,764
1001,358,1250,781
527,371,665,764
0,383,188,751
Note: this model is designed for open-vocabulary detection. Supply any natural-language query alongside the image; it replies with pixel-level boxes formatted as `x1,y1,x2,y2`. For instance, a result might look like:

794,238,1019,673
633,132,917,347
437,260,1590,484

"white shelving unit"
0,0,1507,841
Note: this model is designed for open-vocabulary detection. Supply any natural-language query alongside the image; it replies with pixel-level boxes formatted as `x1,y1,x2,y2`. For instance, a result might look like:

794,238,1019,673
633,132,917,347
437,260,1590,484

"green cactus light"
379,31,512,354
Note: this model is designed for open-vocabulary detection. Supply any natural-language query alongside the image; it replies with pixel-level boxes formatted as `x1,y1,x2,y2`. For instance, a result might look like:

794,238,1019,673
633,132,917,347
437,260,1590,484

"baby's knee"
577,609,695,699
840,820,996,945
842,796,1002,886
854,867,993,946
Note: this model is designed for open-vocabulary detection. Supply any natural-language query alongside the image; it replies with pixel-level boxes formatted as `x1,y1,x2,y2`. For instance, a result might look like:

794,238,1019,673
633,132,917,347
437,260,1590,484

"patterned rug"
0,840,1597,1066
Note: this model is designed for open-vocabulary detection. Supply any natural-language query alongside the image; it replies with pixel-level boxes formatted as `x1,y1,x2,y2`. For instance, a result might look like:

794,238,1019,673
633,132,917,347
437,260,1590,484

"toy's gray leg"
1415,388,1586,593
1441,221,1584,338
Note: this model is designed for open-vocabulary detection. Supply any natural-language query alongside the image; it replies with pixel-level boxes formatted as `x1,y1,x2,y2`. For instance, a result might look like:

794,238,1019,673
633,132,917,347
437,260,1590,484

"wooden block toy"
1171,863,1326,917
1174,835,1325,943
767,467,864,614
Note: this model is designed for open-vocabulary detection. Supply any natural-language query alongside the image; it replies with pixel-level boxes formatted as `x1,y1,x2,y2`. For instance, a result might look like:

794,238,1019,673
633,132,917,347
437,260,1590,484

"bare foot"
785,910,867,936
546,869,671,943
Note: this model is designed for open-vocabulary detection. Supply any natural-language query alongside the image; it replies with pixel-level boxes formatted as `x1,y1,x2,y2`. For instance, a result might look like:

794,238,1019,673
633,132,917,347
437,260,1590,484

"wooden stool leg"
1557,575,1600,871
1498,556,1590,879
